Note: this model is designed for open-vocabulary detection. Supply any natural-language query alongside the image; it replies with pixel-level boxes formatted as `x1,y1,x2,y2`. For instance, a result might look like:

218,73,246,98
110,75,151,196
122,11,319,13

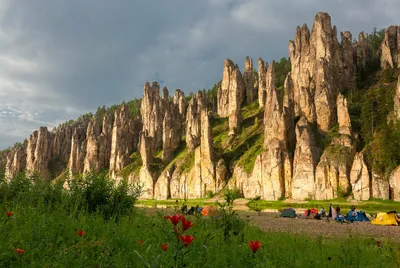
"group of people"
177,199,203,215
317,205,357,217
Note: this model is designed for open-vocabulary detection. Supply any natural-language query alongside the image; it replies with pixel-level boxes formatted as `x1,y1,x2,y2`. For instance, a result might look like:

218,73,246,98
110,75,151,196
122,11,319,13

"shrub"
65,171,142,219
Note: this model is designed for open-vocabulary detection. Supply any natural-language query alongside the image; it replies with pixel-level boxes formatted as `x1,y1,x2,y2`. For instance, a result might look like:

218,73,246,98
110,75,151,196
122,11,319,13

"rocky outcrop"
380,26,399,69
354,32,370,68
289,12,354,131
109,105,141,177
258,58,267,107
162,88,182,163
138,131,155,198
51,124,73,166
26,127,53,178
5,146,26,180
188,97,219,197
141,82,163,151
389,166,400,201
83,114,113,173
371,173,390,199
337,93,352,137
186,92,205,152
315,93,355,200
218,59,245,133
244,56,255,103
395,75,400,119
341,31,356,90
350,152,370,200
68,125,88,174
292,117,320,200
173,89,186,135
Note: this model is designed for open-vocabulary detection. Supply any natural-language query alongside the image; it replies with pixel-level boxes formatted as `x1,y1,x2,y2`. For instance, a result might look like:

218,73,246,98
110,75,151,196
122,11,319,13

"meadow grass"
1,174,399,267
1,204,400,267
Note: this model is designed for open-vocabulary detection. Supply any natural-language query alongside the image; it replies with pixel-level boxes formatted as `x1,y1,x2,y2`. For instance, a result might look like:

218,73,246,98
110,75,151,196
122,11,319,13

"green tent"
280,208,297,218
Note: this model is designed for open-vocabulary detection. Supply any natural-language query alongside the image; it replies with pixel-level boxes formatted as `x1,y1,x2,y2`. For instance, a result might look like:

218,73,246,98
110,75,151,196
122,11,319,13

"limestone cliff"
289,12,355,131
381,26,399,69
315,93,355,200
257,58,267,107
292,117,320,200
3,12,400,203
5,145,26,180
350,152,370,200
68,124,88,174
244,56,255,104
395,75,400,119
162,88,183,163
109,105,141,177
218,59,245,135
389,166,400,201
26,127,53,178
83,114,113,173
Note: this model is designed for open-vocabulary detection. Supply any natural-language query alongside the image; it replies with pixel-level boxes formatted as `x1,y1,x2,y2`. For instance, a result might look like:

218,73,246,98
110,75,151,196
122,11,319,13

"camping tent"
201,206,218,217
280,208,297,218
304,208,319,216
328,204,338,219
371,211,399,226
346,211,369,222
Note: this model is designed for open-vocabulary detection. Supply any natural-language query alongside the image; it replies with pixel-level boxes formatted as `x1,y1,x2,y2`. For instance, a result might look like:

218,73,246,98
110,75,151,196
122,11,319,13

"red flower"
6,211,14,217
16,248,25,254
161,244,169,251
165,214,182,226
181,217,194,231
248,240,262,253
138,240,144,245
76,230,85,237
180,235,195,247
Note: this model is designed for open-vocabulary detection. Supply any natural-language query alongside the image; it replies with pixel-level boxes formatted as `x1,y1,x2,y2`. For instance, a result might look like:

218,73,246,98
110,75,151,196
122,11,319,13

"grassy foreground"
1,173,399,267
2,205,400,267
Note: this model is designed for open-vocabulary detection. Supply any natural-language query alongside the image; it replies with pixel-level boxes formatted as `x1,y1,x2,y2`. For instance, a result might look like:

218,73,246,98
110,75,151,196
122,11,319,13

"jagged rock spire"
244,56,255,103
381,25,399,69
395,75,400,119
289,12,354,131
258,58,267,107
217,59,245,134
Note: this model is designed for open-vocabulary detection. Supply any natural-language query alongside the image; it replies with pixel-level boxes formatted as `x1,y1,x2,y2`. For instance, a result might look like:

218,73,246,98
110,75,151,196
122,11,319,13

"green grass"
1,202,399,267
117,152,143,178
1,175,399,267
137,198,214,208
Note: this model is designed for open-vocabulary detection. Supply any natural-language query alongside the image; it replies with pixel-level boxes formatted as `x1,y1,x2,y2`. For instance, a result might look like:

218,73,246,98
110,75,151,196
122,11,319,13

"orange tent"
201,206,219,217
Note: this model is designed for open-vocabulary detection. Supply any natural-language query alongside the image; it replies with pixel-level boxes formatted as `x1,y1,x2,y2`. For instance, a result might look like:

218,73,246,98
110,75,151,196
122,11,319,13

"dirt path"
140,207,400,242
240,211,400,242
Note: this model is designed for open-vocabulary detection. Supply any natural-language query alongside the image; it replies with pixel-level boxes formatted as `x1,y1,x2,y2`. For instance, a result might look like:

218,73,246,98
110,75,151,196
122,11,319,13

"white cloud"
0,0,399,149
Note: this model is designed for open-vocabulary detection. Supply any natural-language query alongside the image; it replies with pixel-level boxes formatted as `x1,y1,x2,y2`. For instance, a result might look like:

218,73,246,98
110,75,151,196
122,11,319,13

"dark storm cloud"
0,0,399,149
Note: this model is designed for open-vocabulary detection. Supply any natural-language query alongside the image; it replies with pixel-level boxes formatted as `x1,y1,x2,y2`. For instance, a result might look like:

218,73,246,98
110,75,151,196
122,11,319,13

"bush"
224,188,242,205
65,171,142,219
0,171,142,220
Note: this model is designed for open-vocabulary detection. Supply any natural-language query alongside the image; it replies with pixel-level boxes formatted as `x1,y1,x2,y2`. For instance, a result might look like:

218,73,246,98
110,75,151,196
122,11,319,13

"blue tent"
346,211,369,222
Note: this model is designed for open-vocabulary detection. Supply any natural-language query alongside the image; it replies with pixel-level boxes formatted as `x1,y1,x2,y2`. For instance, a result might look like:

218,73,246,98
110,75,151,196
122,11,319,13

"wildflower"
76,230,85,237
248,240,262,253
6,211,14,217
181,217,193,231
165,214,182,226
138,240,144,245
180,235,195,247
16,248,25,254
161,244,169,251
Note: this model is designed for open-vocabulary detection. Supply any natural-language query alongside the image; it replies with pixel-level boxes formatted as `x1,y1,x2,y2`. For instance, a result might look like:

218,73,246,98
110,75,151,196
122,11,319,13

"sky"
0,0,399,149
